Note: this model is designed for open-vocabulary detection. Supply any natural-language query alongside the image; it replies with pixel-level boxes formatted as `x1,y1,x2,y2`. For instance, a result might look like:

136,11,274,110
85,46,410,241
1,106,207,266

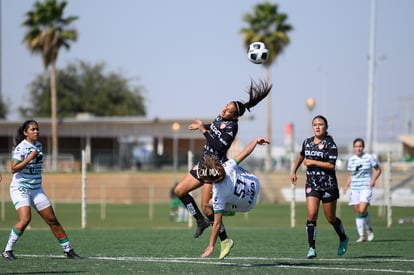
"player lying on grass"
199,137,269,259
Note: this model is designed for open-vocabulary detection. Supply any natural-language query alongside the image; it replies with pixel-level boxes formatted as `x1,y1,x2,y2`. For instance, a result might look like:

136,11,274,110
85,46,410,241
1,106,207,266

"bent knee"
174,177,202,198
46,218,61,227
327,216,337,224
174,186,186,198
16,217,31,229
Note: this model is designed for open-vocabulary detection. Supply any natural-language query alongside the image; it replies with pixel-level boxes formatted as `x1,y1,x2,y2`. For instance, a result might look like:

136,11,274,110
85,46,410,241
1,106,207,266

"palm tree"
241,2,292,171
22,0,78,170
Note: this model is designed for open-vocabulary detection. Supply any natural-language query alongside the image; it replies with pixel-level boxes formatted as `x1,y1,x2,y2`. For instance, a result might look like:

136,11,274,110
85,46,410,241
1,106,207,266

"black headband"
233,101,246,117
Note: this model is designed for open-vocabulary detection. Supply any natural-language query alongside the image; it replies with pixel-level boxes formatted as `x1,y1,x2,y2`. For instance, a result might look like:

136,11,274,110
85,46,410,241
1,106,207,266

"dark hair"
233,79,271,117
353,138,365,147
197,155,226,183
15,120,38,146
312,115,332,137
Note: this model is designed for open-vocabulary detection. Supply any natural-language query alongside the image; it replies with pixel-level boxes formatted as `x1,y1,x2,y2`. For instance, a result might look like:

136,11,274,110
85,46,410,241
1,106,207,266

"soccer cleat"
367,230,374,241
306,247,317,259
64,249,82,259
356,236,366,242
337,236,349,256
219,238,234,259
193,218,210,238
2,250,17,260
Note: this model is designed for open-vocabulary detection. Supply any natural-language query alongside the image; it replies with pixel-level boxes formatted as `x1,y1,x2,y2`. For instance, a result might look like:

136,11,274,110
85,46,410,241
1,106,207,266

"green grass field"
0,203,413,274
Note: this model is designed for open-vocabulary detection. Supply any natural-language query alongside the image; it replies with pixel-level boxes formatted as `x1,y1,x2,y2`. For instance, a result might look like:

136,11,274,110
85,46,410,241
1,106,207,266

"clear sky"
1,0,413,148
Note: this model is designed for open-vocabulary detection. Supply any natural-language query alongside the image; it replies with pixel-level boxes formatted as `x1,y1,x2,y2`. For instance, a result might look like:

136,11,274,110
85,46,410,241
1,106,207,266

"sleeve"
326,139,338,165
299,139,306,157
11,145,24,162
369,154,379,168
347,157,354,172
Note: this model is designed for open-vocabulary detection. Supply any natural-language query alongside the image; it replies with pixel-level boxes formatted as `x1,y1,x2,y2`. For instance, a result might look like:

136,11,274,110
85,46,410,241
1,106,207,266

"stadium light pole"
316,65,327,115
0,0,2,100
172,122,180,176
366,0,377,153
306,98,316,132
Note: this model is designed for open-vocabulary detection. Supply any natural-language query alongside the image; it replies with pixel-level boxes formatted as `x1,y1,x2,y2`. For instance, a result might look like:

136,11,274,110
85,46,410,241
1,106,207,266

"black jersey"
202,115,238,163
300,135,338,191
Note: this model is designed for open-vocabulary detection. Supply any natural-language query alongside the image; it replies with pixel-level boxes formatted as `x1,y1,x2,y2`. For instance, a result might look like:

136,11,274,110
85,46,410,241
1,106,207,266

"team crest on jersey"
318,141,326,150
220,123,226,129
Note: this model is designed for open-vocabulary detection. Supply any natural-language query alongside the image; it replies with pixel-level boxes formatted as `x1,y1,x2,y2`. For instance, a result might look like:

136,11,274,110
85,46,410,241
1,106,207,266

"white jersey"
212,158,260,213
347,152,379,190
11,139,44,190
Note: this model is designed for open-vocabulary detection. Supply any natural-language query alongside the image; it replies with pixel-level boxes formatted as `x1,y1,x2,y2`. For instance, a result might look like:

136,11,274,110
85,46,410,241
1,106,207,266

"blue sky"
2,0,413,147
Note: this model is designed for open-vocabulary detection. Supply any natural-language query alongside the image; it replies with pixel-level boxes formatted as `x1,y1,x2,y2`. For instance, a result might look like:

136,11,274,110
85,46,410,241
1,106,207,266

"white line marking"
18,255,414,273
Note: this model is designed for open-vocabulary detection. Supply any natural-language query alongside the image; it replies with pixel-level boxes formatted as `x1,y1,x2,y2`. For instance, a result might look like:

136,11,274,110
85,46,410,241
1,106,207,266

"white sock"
356,217,365,237
365,212,372,231
5,228,22,251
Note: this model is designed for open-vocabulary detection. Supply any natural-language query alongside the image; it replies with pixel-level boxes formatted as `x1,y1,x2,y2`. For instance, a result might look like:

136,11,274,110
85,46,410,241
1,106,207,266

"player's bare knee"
47,218,61,227
18,217,31,227
327,216,337,224
174,186,185,198
16,219,31,231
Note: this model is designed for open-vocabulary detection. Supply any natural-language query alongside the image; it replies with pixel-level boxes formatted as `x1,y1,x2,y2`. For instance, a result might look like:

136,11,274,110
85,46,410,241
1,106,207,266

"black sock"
331,217,347,241
207,214,228,241
306,220,317,249
179,194,203,221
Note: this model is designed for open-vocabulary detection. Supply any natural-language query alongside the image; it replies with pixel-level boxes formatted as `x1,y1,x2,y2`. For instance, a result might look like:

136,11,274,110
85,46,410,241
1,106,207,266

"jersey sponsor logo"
196,167,220,178
210,123,222,138
304,150,324,158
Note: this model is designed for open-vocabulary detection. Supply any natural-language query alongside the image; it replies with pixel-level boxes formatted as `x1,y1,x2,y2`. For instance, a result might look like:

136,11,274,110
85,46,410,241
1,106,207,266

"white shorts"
348,188,373,205
10,182,51,211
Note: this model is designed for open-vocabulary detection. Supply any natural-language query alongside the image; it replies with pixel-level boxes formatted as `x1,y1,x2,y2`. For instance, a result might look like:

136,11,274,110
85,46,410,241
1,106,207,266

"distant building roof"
399,135,414,147
0,116,212,139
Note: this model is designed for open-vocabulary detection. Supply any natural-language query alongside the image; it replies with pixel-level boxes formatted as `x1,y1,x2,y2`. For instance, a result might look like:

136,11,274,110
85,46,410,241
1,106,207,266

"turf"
0,203,413,274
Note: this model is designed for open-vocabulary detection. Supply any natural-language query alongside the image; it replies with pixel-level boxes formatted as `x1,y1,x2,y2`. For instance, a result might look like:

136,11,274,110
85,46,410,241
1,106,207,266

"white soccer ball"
247,42,269,64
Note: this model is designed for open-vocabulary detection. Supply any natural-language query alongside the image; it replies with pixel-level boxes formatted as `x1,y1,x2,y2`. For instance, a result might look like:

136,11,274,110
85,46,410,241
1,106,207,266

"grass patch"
0,203,413,274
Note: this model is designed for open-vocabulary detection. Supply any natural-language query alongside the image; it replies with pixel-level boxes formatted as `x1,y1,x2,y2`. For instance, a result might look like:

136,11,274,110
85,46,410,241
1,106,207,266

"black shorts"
189,163,212,185
305,186,339,203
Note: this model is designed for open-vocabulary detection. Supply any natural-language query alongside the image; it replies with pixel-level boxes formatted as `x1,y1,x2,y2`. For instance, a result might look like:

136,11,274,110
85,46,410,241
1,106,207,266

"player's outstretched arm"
234,137,269,165
201,212,223,258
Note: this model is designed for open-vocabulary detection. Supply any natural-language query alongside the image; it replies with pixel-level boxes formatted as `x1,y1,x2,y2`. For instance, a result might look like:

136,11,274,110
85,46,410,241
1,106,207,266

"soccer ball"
247,42,269,64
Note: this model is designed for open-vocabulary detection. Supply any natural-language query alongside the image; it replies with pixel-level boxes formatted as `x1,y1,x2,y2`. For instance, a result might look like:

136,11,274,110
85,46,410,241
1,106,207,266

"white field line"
18,254,414,274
